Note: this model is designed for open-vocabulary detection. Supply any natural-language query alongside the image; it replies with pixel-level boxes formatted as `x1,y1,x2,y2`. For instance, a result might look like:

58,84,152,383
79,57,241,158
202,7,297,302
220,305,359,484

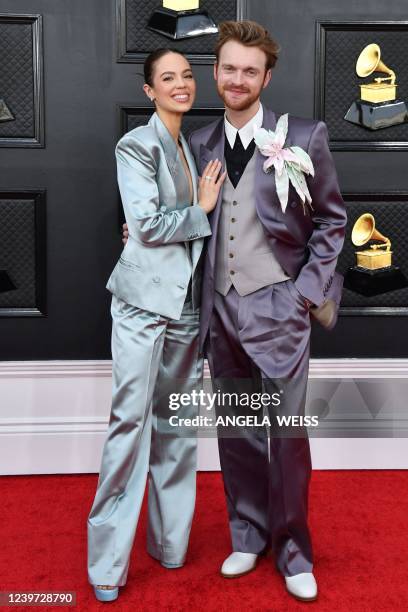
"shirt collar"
224,103,263,150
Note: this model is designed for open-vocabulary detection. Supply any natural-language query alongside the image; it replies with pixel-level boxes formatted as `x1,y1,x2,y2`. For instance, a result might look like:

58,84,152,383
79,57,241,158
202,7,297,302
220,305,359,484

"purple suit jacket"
189,106,347,351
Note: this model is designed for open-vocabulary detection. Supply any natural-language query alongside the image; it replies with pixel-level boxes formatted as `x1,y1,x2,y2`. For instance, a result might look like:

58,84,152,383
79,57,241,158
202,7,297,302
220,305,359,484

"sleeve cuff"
189,205,212,238
294,277,324,307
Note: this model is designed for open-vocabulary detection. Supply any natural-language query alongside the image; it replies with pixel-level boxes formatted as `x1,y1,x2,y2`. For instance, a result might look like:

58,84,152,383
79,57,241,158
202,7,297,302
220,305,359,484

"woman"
87,48,225,602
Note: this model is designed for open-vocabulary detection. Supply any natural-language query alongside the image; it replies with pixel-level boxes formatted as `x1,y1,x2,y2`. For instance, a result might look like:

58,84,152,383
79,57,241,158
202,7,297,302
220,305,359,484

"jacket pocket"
286,279,307,308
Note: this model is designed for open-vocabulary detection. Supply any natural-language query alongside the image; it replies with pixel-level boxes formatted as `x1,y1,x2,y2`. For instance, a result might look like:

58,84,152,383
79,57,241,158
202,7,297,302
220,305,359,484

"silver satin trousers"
87,294,202,586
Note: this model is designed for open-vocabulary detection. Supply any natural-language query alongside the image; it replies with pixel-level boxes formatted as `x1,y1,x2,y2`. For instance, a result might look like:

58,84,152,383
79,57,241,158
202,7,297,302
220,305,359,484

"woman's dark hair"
144,48,188,87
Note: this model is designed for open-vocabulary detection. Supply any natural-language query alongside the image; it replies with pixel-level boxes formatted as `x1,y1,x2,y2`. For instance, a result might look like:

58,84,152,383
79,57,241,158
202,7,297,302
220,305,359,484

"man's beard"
217,83,263,111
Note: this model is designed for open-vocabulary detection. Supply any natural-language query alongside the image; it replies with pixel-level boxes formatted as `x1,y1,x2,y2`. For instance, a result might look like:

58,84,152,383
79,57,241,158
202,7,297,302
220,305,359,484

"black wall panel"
316,21,408,150
0,13,44,147
0,0,407,359
0,190,46,316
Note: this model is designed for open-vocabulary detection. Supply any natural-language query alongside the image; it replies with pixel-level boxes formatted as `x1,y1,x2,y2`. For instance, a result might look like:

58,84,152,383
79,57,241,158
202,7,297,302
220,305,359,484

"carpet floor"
1,471,407,611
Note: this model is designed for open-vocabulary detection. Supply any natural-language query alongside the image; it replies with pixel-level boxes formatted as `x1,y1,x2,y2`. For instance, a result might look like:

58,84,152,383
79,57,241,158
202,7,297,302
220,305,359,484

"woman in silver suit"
87,48,226,602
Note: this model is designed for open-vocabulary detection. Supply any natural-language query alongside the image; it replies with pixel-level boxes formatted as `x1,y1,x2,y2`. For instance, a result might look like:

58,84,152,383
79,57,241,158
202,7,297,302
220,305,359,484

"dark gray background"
0,0,408,359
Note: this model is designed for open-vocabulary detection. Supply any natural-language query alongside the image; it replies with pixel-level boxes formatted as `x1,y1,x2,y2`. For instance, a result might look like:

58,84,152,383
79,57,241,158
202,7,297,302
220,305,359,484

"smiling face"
214,40,271,112
143,51,196,114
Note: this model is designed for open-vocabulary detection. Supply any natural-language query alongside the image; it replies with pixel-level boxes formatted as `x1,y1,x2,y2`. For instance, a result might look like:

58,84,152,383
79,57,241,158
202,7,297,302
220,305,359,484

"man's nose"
231,71,244,85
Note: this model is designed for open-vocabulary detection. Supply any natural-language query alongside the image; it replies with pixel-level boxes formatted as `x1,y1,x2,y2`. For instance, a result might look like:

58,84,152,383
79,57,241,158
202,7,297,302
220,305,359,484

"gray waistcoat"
215,152,289,296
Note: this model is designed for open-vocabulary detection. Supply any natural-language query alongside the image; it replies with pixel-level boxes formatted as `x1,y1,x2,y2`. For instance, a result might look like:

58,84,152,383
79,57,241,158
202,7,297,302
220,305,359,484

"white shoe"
221,552,258,578
285,572,318,601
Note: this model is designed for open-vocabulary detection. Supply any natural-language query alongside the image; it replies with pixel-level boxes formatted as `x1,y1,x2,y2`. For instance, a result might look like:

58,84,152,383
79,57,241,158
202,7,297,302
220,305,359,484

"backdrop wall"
0,0,408,358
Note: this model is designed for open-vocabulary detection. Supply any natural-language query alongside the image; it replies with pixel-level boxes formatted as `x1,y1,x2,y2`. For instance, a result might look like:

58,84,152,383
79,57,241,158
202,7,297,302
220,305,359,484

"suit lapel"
199,117,225,172
150,113,204,270
179,131,203,271
198,118,226,266
179,131,198,204
149,112,179,183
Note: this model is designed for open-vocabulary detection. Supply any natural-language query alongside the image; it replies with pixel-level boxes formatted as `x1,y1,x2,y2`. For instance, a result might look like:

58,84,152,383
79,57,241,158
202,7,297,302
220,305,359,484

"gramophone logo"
344,213,408,296
352,213,392,270
147,0,218,40
344,43,408,130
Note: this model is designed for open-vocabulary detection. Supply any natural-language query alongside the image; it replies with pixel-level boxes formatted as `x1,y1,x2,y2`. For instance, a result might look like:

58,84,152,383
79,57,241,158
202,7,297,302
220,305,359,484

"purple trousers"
205,280,313,577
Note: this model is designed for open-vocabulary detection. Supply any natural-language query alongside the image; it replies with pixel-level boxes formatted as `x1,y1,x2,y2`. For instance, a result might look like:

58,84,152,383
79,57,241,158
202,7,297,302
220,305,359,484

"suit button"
160,205,167,212
232,200,237,206
152,277,160,283
290,201,297,208
230,270,235,275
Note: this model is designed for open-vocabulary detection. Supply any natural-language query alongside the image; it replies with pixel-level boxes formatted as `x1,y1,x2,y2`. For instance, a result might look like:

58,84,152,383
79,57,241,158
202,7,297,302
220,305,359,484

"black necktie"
233,132,245,153
225,132,256,188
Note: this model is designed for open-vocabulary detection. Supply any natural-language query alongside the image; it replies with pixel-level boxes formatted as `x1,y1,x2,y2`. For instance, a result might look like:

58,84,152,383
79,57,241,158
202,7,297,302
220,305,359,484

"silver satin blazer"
107,112,212,320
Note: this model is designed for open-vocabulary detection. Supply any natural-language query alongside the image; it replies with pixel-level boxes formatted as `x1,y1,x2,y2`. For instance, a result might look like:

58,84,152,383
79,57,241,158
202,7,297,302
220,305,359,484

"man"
124,20,346,602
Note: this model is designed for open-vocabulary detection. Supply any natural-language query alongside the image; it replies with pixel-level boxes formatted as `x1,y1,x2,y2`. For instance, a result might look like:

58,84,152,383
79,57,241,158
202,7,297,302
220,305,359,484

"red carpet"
1,471,407,611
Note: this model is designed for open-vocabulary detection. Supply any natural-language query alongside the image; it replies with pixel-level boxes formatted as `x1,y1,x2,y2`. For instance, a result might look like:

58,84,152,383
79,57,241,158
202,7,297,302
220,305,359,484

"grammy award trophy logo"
147,0,218,40
344,43,408,130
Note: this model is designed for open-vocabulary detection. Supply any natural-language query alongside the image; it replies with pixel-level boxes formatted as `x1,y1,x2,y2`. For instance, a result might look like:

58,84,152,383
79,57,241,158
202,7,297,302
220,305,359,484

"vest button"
232,200,237,206
229,253,234,258
231,218,236,223
229,235,234,240
230,270,235,275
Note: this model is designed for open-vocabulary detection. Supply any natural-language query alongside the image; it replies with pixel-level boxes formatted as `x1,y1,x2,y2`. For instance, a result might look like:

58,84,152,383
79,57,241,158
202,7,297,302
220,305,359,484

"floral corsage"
254,113,315,214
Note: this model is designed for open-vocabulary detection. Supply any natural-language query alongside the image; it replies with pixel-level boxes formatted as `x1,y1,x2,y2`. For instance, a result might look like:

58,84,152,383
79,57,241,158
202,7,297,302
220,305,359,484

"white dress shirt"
224,103,264,150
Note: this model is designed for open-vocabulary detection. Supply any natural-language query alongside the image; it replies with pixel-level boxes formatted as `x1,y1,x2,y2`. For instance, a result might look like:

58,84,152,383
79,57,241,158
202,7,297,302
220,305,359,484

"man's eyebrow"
221,63,259,71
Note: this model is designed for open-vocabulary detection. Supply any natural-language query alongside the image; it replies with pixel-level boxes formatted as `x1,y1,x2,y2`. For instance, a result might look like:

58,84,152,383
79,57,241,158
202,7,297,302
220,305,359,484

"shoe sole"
220,562,258,579
287,591,318,602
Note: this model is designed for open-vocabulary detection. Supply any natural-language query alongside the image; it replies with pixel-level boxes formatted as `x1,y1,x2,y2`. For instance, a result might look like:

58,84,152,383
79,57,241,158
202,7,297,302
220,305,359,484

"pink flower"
262,145,302,175
254,114,315,213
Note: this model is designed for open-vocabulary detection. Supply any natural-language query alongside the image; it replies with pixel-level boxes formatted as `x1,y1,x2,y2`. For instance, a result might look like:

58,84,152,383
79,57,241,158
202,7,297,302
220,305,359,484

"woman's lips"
172,94,190,102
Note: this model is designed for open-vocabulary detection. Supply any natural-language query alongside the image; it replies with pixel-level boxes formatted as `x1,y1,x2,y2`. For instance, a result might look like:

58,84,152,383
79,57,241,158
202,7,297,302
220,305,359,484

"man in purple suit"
187,21,347,602
122,19,346,602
